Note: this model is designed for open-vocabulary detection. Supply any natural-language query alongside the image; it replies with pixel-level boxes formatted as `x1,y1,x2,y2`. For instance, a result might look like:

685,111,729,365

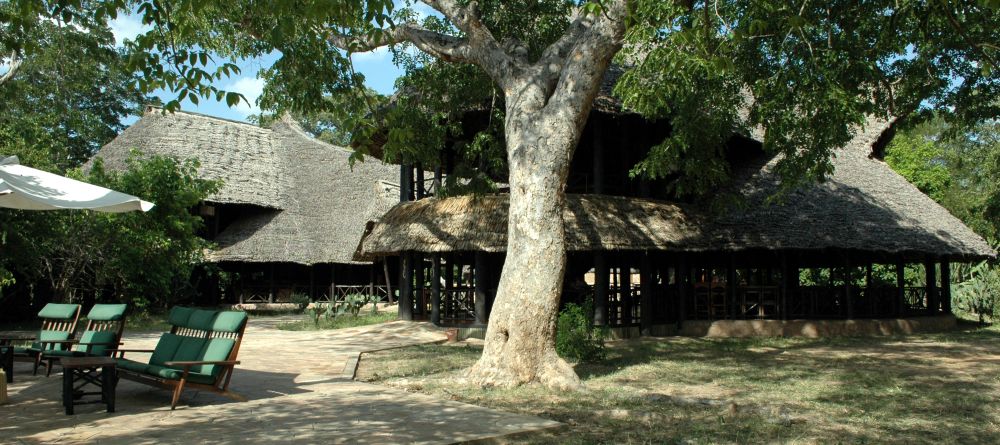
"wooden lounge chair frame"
0,304,82,376
113,308,248,409
39,304,128,376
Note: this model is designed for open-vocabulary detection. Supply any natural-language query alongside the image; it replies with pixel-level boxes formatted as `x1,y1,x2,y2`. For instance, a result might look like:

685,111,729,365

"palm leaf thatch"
358,118,996,262
95,108,400,265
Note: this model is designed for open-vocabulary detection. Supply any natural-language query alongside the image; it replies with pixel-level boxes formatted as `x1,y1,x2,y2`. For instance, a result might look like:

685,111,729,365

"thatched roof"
358,118,996,261
95,108,400,265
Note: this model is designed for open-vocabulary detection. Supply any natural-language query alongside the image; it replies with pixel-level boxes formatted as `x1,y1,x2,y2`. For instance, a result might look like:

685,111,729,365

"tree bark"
465,2,626,390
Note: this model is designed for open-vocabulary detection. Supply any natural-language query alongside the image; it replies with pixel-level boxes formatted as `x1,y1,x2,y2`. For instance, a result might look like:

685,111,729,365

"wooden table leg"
102,365,116,413
2,347,12,383
63,367,74,415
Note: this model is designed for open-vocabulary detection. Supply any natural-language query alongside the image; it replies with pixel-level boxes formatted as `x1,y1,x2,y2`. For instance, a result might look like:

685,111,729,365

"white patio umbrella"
0,156,154,213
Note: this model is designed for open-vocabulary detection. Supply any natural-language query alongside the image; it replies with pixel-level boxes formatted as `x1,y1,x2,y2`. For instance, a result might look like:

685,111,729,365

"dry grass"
356,322,1000,444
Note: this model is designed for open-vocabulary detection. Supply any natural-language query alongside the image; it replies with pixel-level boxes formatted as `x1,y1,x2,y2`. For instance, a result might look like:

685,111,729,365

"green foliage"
886,118,1000,240
955,261,1000,325
277,311,395,331
556,300,606,362
337,293,379,317
289,292,311,309
0,1,144,172
0,154,219,311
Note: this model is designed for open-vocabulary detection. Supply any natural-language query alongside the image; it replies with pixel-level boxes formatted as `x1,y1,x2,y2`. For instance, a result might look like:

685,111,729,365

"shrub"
956,262,1000,325
556,300,606,362
289,293,311,309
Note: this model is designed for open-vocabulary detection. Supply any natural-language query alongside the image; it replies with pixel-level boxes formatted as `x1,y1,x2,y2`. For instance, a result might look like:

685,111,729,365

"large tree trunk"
465,104,582,390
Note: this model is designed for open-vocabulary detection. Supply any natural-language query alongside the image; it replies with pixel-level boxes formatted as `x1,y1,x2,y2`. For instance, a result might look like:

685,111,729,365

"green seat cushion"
149,333,184,366
195,338,236,376
78,331,118,356
116,359,215,385
38,303,79,320
211,312,247,333
43,349,87,358
87,304,127,321
167,307,196,327
115,358,149,373
186,310,217,331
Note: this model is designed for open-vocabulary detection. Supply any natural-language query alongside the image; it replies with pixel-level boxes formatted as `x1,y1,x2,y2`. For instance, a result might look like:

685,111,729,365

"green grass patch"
276,311,396,331
357,323,1000,444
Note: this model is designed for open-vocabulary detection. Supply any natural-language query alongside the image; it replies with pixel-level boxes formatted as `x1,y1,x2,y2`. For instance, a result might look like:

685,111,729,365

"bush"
556,300,606,362
289,293,311,309
956,261,1000,325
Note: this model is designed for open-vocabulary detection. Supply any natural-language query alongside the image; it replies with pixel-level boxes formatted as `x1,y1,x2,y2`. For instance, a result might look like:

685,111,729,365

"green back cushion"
150,333,183,366
195,338,236,376
78,331,117,356
38,303,79,320
212,312,247,333
167,307,196,326
36,330,71,351
87,304,126,321
186,310,217,331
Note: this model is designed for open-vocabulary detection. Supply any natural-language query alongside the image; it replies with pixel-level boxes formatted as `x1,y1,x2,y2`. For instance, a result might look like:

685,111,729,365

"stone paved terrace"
1,316,559,444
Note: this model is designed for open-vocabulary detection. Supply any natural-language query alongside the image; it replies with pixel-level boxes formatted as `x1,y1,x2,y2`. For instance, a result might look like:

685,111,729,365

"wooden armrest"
109,348,155,358
37,339,80,346
162,360,240,367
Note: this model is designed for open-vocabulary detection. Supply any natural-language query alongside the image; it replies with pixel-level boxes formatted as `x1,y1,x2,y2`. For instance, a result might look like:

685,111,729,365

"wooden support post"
474,252,488,324
399,253,413,320
414,253,425,316
268,263,275,304
383,260,394,304
594,253,608,326
399,164,411,202
941,261,952,314
780,254,789,320
865,263,874,317
677,257,688,329
330,264,336,302
844,258,854,319
727,257,737,319
925,260,938,315
896,260,905,316
368,264,375,301
431,255,441,324
622,257,632,325
415,163,425,199
640,252,653,334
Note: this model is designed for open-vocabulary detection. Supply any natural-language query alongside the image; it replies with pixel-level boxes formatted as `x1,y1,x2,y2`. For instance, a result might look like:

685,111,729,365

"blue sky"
109,14,406,123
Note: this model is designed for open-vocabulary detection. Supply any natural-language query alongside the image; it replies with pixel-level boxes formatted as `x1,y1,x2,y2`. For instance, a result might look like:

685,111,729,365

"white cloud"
226,76,266,116
109,14,148,47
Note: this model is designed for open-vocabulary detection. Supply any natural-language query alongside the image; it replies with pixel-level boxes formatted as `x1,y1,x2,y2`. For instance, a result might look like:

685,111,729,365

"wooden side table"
60,356,117,415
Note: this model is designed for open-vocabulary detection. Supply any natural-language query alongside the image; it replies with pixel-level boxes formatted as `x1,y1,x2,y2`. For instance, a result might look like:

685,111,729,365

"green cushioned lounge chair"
0,303,82,376
114,307,248,409
40,304,128,376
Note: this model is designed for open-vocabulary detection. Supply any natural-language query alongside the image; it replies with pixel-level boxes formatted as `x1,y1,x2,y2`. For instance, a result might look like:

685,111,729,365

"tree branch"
327,25,475,63
418,0,518,85
0,52,23,87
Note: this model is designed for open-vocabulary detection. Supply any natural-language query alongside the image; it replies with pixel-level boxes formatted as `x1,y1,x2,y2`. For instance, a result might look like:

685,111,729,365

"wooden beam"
399,253,413,320
414,253,425,316
677,256,688,329
594,253,608,326
640,252,653,333
941,261,952,314
896,260,905,317
622,257,632,325
474,252,488,324
383,260,394,304
925,260,938,315
844,260,854,319
415,163,425,199
399,164,411,202
431,254,441,324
